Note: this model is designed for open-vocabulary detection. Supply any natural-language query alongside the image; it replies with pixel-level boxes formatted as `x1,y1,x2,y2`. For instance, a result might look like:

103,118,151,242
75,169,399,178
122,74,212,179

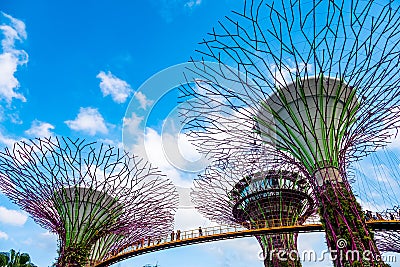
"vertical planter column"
314,167,387,267
258,233,302,267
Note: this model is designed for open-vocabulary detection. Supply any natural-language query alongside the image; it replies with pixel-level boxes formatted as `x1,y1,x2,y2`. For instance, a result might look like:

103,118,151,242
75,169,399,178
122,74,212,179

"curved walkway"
94,218,400,267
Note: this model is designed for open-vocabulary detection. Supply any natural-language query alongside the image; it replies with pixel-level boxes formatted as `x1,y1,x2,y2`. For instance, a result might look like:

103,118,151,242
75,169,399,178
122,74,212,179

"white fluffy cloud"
123,112,143,136
129,127,193,187
123,111,208,187
184,0,202,8
0,130,19,148
98,138,123,148
65,107,108,136
174,208,217,231
97,71,133,103
0,12,27,103
25,120,55,138
270,62,308,87
176,186,193,208
177,130,203,162
0,230,8,240
134,91,154,110
0,206,27,226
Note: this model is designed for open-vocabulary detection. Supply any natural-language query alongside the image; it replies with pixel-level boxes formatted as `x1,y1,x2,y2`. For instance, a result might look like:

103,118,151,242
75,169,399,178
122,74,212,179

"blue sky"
0,0,400,267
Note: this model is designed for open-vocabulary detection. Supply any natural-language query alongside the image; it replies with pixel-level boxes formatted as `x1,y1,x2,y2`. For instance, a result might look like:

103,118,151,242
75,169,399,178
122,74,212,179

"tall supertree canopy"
181,0,400,166
180,0,400,266
192,149,316,267
0,137,178,266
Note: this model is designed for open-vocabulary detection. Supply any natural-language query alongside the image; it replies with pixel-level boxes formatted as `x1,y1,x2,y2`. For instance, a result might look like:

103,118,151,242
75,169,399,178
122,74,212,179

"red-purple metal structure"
0,137,178,266
192,150,316,267
180,0,400,266
375,206,400,254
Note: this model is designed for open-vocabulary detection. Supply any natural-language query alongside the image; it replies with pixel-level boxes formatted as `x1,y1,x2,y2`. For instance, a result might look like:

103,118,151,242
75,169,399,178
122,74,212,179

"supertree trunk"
57,243,92,267
258,233,301,267
315,168,387,267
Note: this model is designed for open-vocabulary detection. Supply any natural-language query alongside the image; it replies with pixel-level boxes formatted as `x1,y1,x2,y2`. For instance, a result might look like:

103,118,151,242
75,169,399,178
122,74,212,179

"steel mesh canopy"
180,0,400,171
375,230,400,253
192,149,316,267
0,137,179,265
350,149,400,254
374,206,400,253
193,150,316,226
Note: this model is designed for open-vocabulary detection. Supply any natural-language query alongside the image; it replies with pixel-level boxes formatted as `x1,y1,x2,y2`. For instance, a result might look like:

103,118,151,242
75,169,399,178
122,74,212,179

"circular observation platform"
230,170,315,227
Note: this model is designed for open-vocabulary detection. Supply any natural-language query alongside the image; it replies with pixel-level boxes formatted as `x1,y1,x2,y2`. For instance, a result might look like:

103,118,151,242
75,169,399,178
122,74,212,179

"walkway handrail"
94,216,400,267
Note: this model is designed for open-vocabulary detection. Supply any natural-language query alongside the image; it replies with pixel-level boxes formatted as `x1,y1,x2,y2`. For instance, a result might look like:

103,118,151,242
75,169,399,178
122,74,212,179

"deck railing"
95,213,400,266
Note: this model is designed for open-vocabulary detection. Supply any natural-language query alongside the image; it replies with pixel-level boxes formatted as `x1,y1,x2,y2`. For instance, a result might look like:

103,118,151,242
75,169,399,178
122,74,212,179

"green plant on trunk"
319,183,390,267
57,243,92,267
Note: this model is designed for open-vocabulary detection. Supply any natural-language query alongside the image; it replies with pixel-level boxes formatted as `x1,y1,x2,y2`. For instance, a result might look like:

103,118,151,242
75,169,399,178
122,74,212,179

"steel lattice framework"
0,137,178,266
374,206,400,253
180,0,400,266
192,150,316,267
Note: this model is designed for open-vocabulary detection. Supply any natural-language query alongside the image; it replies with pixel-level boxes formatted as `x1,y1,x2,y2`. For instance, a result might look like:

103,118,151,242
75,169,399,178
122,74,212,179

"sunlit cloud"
25,120,55,138
65,107,109,136
0,230,8,240
0,206,28,226
0,12,27,103
0,129,20,148
184,0,202,9
134,91,154,110
97,71,133,103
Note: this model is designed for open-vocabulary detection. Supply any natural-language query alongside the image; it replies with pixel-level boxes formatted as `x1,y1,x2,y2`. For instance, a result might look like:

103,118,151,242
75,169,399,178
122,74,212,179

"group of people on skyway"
365,210,399,221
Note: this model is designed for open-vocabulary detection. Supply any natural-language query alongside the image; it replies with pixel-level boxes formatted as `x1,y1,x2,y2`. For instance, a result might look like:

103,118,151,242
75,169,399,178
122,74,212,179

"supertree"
180,0,400,266
192,149,316,267
0,137,178,266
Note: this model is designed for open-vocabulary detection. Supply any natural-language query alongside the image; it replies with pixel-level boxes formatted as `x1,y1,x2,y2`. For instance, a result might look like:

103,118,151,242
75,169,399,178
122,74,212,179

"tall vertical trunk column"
314,167,387,267
258,233,302,267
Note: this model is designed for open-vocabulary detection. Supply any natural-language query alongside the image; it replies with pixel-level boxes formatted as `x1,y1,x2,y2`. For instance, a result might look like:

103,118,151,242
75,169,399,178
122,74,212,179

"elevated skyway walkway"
95,217,400,267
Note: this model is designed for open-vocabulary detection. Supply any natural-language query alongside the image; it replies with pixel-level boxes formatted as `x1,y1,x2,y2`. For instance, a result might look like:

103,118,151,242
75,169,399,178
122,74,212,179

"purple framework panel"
192,150,316,267
0,137,178,266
